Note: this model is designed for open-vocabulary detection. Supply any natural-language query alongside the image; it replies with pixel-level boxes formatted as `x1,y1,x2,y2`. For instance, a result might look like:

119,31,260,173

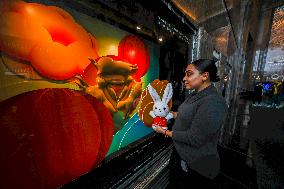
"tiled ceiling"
171,0,233,55
171,0,233,25
170,0,284,56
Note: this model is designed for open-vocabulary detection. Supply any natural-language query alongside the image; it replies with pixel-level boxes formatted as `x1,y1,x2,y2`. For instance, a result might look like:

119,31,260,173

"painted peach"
0,1,99,80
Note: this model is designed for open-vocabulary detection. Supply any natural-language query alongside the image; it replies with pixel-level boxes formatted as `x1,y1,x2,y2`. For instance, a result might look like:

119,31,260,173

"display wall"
0,1,160,188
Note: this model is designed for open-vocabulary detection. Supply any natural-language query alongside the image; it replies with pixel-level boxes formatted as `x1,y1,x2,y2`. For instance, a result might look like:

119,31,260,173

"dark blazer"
172,84,228,179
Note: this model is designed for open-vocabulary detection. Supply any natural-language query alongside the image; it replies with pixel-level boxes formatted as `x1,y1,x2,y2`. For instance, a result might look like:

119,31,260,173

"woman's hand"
153,125,166,134
153,125,173,137
171,111,178,119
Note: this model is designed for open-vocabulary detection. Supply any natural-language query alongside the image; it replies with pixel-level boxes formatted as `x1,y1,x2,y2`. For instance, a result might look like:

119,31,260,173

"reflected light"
25,5,35,14
130,50,135,56
107,45,118,55
172,0,197,21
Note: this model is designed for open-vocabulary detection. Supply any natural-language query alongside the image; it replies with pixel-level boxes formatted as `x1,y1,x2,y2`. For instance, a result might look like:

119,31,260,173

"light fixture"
224,76,228,82
136,26,141,30
158,37,163,42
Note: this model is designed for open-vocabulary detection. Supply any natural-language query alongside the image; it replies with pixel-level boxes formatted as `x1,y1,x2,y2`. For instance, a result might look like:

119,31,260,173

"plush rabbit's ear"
162,83,173,104
147,84,161,102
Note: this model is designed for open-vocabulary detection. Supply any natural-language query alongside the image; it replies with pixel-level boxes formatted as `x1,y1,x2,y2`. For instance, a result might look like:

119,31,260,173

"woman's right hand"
171,111,178,119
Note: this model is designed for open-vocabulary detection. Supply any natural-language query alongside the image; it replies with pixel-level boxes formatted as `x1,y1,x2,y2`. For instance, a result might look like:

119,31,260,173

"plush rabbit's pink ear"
162,83,173,104
147,84,161,102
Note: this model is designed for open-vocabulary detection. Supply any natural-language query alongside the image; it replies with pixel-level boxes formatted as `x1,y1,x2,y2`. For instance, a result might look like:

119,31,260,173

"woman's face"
183,64,208,90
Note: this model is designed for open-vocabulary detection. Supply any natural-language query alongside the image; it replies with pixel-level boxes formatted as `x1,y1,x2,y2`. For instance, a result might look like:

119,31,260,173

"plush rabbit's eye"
155,107,157,109
163,107,166,110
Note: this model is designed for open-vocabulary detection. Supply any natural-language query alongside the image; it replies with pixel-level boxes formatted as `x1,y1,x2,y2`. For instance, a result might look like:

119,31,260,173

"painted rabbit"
147,83,173,130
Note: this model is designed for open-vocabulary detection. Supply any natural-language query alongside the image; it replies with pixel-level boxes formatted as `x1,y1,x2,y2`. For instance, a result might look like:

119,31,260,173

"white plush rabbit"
147,83,173,130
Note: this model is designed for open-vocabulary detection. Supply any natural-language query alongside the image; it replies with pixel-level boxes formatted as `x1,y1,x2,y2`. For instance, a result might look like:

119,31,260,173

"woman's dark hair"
189,59,220,82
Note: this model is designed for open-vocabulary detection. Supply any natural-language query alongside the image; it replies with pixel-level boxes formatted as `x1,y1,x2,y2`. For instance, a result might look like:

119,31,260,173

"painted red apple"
118,35,150,82
0,88,114,189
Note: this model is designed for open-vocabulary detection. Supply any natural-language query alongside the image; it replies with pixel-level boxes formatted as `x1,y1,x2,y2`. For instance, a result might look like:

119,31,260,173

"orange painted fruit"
0,88,114,188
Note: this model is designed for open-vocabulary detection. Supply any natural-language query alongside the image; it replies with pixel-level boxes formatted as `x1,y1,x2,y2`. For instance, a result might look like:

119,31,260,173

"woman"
154,59,228,188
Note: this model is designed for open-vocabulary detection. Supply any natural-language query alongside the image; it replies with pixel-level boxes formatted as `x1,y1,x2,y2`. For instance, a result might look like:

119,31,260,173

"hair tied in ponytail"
190,59,221,83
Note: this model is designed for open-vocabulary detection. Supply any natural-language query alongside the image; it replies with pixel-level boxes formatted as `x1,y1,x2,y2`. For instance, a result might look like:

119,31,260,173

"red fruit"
81,63,98,86
0,88,114,189
118,35,150,81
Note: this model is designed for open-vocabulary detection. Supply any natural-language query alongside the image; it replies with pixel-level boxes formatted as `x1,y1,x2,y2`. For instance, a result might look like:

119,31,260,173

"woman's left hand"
153,125,173,137
153,125,166,134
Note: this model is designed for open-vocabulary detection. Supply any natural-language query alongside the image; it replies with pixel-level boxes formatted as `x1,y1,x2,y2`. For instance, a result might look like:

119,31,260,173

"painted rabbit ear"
147,84,161,102
162,83,173,104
